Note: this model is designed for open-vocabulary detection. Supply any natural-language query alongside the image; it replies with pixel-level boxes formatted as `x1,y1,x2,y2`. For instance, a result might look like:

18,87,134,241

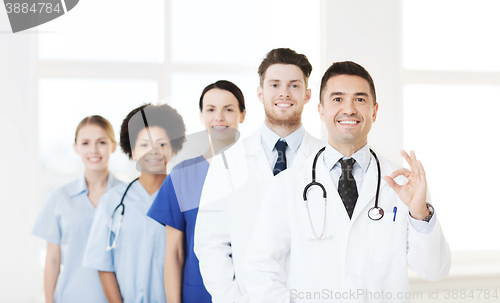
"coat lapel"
243,130,273,181
294,131,314,168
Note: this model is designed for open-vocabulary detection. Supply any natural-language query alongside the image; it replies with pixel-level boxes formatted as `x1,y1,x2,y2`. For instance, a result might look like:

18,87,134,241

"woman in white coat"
243,61,451,303
194,48,325,303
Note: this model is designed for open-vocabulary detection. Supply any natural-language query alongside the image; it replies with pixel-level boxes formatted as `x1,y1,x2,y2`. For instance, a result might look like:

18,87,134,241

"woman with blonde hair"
33,115,124,303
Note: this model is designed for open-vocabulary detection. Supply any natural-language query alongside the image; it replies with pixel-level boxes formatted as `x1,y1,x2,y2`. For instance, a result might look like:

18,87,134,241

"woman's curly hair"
119,103,186,159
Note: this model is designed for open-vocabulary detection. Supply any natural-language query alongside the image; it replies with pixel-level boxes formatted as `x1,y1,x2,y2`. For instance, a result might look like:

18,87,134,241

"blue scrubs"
32,173,123,303
147,155,212,303
83,179,166,303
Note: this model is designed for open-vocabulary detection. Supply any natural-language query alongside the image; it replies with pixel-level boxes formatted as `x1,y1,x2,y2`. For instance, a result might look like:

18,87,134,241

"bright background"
1,0,499,302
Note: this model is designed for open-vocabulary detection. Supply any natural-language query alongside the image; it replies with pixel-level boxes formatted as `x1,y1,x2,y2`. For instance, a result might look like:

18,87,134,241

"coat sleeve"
407,209,451,281
243,178,291,303
194,155,244,303
386,160,451,282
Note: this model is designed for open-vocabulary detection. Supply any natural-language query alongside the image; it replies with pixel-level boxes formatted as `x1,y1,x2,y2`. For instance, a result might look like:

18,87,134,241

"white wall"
0,11,42,303
321,0,403,165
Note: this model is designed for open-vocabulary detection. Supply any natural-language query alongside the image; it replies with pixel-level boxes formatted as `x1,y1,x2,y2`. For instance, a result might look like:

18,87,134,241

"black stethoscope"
106,177,139,251
106,108,161,250
302,147,383,240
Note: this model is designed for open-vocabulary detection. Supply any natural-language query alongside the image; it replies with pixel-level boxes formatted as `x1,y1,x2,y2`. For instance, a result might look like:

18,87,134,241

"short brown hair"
320,61,376,104
75,115,115,143
258,48,312,86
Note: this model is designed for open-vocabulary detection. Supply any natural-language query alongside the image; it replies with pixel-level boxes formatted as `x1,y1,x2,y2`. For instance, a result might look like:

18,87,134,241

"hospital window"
36,0,321,288
402,0,500,252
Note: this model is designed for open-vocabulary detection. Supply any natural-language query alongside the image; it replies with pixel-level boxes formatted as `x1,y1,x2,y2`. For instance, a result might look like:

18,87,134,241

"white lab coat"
194,129,325,303
243,148,451,303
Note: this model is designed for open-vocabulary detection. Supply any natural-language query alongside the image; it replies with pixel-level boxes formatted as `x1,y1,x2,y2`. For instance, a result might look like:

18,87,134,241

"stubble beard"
264,102,302,130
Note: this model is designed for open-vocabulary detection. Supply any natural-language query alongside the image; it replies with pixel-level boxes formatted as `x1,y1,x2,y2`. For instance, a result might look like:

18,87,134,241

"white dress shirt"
323,143,371,193
323,142,436,231
260,124,305,170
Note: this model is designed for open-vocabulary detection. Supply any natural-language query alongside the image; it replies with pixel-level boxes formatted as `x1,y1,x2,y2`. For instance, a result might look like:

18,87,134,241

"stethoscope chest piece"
368,206,384,221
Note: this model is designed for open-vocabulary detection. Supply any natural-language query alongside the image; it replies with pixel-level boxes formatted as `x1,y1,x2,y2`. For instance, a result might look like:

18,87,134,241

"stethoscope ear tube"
367,149,384,220
107,177,139,251
311,146,326,183
369,149,382,210
302,146,327,201
302,147,385,239
302,147,329,240
113,177,139,216
303,181,327,201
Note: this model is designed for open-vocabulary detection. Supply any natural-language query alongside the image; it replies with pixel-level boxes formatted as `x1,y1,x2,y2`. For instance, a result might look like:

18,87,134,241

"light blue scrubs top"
32,173,124,303
147,155,211,303
83,179,166,303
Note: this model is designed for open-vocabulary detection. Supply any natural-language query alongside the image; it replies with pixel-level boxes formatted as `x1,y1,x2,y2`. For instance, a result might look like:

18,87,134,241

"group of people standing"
33,48,451,303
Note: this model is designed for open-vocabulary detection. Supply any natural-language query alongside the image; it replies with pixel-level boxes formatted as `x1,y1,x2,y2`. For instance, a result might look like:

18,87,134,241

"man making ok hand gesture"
244,61,451,303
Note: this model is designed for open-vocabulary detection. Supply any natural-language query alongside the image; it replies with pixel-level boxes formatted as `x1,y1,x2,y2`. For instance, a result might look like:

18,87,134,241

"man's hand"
383,150,430,220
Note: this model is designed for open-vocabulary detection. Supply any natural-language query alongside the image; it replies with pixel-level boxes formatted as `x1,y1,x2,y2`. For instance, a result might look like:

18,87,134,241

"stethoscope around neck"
106,177,139,251
302,146,384,240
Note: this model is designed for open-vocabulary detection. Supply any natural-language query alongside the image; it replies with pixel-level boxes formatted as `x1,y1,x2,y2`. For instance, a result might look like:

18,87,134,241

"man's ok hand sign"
383,150,430,220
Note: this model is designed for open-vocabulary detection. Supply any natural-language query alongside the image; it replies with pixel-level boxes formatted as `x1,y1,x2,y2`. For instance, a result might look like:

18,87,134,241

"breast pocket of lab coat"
367,204,407,264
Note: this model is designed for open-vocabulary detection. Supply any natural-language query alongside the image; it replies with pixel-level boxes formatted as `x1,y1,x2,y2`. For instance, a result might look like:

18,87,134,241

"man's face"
319,74,378,151
257,64,311,127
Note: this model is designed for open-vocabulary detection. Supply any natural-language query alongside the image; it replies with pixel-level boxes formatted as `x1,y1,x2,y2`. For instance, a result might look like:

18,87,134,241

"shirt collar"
71,173,115,197
260,124,305,153
324,143,371,172
105,173,116,191
72,174,88,197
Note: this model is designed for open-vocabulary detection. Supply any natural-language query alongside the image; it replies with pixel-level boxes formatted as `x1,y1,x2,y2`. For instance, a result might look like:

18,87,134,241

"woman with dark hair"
147,80,246,303
33,115,124,303
83,103,186,303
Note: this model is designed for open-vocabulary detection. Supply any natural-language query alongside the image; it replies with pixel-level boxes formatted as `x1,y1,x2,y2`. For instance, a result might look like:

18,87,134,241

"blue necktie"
273,140,288,176
338,158,358,219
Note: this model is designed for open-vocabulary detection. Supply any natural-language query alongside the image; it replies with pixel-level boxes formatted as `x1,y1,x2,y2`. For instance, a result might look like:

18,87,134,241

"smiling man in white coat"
243,61,451,303
194,48,325,303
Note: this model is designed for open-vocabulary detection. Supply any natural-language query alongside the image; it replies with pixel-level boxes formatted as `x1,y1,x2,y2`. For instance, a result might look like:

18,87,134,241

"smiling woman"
32,115,125,303
73,117,116,184
134,126,173,175
199,80,246,155
82,103,187,303
147,80,246,303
